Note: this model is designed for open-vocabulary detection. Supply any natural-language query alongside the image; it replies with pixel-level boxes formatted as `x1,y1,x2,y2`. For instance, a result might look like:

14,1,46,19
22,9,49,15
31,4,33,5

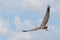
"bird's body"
22,5,50,32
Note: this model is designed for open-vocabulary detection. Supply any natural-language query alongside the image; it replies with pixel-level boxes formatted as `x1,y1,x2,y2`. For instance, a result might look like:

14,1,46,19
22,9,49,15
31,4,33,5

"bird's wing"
22,5,50,32
40,5,50,27
22,26,41,32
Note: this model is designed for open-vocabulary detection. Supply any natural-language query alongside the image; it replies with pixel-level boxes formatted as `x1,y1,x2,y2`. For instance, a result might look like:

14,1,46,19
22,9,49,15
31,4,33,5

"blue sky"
0,0,60,40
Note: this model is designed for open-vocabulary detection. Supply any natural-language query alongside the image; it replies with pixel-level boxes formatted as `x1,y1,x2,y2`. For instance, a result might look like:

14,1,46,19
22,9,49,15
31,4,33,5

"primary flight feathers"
22,5,50,32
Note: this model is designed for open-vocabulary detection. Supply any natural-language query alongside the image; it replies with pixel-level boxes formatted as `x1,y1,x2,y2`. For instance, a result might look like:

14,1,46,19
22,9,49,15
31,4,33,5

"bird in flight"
22,5,50,32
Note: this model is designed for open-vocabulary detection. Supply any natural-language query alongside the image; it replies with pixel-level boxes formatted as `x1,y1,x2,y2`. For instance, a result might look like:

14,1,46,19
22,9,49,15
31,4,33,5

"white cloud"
49,25,60,35
14,16,33,30
14,16,22,29
0,16,32,40
23,19,32,27
0,0,60,14
0,17,11,35
9,32,32,40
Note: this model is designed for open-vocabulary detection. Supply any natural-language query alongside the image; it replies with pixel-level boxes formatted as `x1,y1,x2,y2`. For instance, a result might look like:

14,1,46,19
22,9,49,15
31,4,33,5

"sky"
0,0,60,40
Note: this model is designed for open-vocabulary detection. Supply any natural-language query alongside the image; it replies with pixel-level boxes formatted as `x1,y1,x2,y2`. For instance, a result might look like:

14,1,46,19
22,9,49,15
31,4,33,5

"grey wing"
22,26,42,32
40,5,50,27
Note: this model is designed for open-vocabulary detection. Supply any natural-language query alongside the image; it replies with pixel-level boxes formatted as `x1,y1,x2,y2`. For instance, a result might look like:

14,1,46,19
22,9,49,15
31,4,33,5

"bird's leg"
45,26,48,31
46,28,48,31
43,26,48,31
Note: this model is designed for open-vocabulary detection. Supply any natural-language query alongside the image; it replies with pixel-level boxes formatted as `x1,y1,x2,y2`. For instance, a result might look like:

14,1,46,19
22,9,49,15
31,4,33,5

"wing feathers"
41,5,50,26
22,5,50,32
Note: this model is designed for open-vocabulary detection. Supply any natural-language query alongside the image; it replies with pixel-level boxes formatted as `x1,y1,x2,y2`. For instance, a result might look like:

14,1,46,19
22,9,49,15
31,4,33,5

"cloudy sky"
0,0,60,40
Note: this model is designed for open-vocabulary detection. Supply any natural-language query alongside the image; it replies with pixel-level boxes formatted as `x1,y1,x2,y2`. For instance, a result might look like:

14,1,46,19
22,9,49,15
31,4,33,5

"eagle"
22,5,50,32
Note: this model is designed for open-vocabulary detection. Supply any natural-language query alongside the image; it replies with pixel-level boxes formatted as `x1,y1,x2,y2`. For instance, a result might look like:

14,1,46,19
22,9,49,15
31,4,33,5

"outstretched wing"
22,26,42,32
40,5,50,27
22,5,50,32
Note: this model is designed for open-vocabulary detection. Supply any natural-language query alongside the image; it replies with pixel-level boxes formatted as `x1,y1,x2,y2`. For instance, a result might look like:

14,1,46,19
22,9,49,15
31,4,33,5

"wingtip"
22,30,27,32
47,5,50,12
48,5,50,8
